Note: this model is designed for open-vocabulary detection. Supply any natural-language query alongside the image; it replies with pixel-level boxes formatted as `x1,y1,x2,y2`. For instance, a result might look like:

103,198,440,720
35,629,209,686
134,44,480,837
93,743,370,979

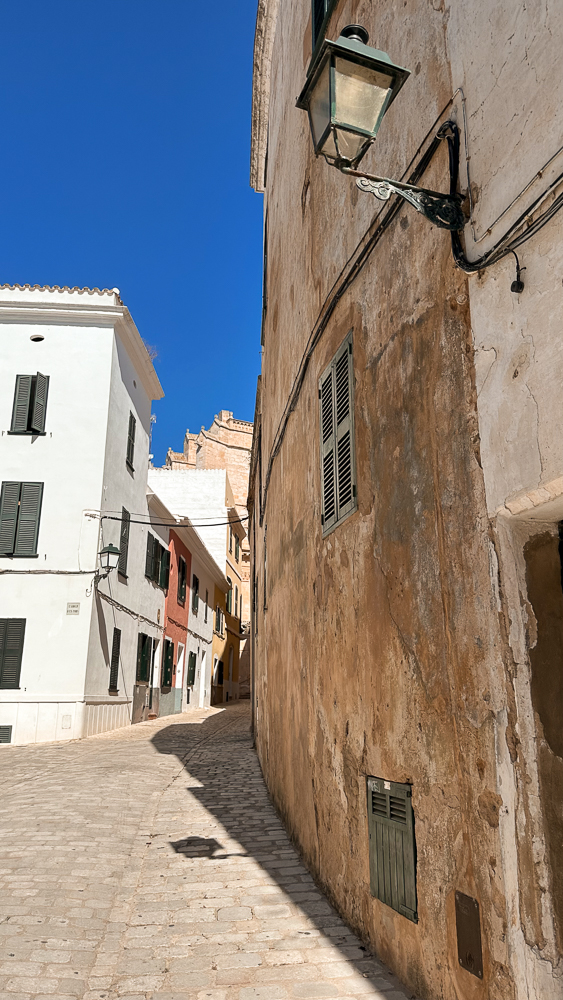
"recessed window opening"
30,334,44,342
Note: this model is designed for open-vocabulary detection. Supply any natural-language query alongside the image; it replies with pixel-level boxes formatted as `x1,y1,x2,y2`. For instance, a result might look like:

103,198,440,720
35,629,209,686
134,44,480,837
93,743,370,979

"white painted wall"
0,285,163,745
148,468,229,567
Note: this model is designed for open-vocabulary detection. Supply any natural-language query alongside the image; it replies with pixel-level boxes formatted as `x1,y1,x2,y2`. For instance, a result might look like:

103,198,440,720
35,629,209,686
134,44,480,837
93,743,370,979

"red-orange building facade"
160,529,191,717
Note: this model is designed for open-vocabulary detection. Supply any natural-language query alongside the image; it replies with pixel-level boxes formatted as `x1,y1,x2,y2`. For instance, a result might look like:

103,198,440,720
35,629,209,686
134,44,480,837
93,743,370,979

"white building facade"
0,284,164,745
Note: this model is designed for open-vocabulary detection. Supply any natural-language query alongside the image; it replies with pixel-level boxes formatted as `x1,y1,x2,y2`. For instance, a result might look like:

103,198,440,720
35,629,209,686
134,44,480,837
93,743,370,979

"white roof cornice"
0,295,163,401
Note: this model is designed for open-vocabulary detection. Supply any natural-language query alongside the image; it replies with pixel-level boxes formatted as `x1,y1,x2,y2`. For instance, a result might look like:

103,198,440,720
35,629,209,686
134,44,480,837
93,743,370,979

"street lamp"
297,25,465,231
99,543,120,575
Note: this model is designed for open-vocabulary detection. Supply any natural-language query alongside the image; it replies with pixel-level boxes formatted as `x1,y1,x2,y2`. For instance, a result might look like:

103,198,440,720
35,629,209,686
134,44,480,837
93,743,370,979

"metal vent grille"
367,776,417,923
0,725,13,744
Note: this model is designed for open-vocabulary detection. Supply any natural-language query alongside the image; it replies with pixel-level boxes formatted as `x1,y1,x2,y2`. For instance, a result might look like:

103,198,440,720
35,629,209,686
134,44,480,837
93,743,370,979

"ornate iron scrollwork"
356,176,465,231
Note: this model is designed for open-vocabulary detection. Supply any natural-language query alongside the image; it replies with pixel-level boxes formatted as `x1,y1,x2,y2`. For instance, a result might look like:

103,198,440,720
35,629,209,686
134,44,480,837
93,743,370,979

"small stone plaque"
455,891,483,979
66,602,80,615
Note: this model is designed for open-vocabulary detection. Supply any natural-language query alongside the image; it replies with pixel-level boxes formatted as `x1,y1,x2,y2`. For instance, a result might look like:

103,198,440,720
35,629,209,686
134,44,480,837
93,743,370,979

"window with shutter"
109,627,121,692
162,638,174,687
235,586,239,618
0,618,26,689
10,375,32,433
235,534,240,561
366,776,418,923
10,374,49,434
0,482,43,557
118,508,130,576
31,373,49,433
192,575,199,614
126,412,136,470
204,590,208,622
136,632,151,683
145,532,155,578
160,548,170,590
226,577,233,614
187,651,197,686
319,332,357,536
178,556,187,602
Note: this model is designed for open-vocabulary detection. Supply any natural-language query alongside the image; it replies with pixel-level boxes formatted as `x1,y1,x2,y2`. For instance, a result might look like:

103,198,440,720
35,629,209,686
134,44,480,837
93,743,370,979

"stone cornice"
250,0,281,192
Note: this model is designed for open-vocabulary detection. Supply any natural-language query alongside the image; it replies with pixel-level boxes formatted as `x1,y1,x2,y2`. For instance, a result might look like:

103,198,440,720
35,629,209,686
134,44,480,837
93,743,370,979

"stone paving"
0,702,414,1000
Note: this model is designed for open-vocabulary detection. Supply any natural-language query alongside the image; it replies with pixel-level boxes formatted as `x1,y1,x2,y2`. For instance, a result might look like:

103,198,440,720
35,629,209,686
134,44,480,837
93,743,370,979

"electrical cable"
100,514,249,528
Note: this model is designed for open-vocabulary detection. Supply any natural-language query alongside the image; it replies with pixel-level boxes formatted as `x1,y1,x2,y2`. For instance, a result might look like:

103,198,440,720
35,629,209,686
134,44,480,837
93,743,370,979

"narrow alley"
0,704,413,1000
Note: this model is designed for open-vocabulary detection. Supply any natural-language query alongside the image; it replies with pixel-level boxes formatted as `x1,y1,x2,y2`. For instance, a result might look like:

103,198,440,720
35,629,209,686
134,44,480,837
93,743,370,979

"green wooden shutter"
30,373,49,433
226,578,233,614
0,482,21,555
14,483,43,556
160,548,170,590
0,618,26,689
235,534,240,561
187,651,197,686
136,632,144,681
145,532,154,578
136,632,151,683
126,412,136,468
320,333,356,535
10,376,32,432
366,776,418,923
334,337,356,522
162,639,174,687
109,627,121,691
192,575,199,613
118,508,130,575
178,557,186,602
152,542,162,583
319,367,336,532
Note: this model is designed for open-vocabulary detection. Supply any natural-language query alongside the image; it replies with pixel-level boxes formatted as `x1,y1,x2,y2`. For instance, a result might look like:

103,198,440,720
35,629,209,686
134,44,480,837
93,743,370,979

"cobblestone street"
0,703,413,1000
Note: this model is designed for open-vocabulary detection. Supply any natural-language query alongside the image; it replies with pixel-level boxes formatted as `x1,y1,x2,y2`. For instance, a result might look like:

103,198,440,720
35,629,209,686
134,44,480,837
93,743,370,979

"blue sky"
0,0,263,465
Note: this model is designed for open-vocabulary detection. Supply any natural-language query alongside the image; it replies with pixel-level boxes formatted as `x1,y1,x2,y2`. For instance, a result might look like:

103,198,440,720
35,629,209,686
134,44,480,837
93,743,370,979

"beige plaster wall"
250,0,563,998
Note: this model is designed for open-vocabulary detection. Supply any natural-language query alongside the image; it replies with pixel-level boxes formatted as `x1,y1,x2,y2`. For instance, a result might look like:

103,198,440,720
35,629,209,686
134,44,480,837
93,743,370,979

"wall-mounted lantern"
297,25,465,231
99,543,120,575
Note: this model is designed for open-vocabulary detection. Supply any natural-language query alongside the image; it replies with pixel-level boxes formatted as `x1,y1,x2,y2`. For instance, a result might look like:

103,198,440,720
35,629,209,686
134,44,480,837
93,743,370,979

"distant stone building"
165,411,253,696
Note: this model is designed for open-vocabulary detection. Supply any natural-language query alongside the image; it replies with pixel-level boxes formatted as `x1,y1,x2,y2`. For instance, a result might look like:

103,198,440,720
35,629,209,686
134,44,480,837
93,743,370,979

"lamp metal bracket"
340,166,466,231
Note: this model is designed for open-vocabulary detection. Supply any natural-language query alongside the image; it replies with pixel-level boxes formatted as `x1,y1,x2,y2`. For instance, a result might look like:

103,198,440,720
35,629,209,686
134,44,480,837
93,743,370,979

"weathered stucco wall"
250,0,563,998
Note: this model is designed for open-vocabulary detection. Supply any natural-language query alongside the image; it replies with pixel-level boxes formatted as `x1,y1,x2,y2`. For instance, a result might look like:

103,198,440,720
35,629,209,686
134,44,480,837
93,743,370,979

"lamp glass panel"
319,128,338,159
308,59,332,148
333,128,368,162
333,57,394,135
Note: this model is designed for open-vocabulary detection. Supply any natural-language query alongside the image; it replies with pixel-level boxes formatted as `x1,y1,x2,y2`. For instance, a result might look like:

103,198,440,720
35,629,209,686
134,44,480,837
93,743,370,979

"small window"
366,776,417,923
192,574,199,614
235,585,239,618
226,577,233,614
162,638,174,688
145,533,169,590
229,525,233,553
136,633,152,683
109,627,121,692
126,412,136,470
0,618,26,689
0,725,12,743
118,508,130,576
235,534,240,562
319,331,357,536
0,482,43,557
215,606,224,635
187,651,197,686
10,373,49,434
178,555,187,603
204,589,209,623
